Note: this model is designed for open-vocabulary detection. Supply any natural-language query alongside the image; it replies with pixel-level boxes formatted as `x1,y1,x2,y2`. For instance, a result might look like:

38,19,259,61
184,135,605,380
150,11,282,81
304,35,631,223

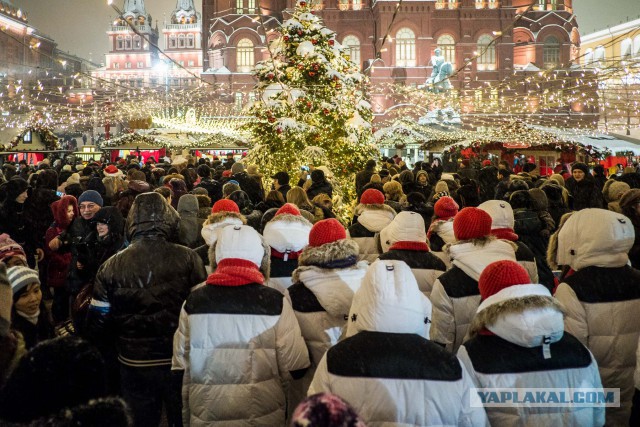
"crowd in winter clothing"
2,153,640,426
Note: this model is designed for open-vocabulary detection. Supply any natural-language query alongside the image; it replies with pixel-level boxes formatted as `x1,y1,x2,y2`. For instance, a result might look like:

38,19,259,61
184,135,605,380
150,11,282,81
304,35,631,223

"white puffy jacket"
347,204,396,263
172,283,310,426
458,284,605,427
553,208,640,426
309,260,488,426
430,238,517,353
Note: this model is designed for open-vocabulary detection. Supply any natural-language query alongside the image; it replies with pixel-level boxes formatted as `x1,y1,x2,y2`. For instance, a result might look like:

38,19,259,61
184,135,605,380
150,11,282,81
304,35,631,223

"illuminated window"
475,0,483,9
235,92,243,110
236,0,243,13
476,34,495,70
248,0,255,13
125,62,132,69
488,0,497,8
342,35,361,69
113,62,119,69
353,0,362,10
236,38,254,72
543,36,560,68
338,0,349,10
437,34,456,66
396,28,416,67
137,61,144,68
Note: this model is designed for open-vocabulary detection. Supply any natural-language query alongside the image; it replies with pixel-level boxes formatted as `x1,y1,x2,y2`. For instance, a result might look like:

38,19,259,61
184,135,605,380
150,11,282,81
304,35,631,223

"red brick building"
200,0,593,125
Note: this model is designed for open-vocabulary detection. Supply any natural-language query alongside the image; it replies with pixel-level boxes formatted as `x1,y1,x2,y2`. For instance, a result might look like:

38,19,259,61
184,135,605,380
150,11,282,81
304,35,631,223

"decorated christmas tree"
244,0,377,220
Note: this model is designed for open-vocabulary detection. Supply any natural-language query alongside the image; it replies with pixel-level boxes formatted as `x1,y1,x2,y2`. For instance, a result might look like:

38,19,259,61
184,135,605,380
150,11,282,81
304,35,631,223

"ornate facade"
201,0,595,125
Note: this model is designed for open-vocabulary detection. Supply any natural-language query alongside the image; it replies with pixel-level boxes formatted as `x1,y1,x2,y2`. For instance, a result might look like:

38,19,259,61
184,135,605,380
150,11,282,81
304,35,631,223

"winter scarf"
206,258,264,286
389,241,430,252
446,237,517,281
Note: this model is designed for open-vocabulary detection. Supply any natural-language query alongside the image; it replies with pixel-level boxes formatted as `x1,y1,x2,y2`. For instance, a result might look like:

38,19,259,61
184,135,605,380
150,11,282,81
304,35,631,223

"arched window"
133,35,141,49
476,34,495,70
187,34,195,48
169,34,177,48
342,35,361,69
116,35,123,50
338,0,349,10
353,0,362,10
236,0,243,13
621,38,632,59
634,36,640,58
395,28,416,67
178,34,186,48
594,44,605,63
124,35,132,50
236,38,254,72
543,36,560,68
437,34,456,66
248,0,255,13
584,48,593,66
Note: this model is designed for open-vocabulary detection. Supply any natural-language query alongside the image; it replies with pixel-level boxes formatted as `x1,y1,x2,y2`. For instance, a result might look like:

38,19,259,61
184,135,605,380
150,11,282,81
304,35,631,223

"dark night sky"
11,0,640,62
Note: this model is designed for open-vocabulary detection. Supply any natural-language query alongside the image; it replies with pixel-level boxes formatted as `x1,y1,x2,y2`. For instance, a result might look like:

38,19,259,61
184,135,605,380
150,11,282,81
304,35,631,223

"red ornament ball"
267,73,274,80
328,39,334,46
297,64,304,70
297,30,303,36
268,117,276,123
284,35,289,41
309,71,316,77
311,39,317,45
300,1,307,6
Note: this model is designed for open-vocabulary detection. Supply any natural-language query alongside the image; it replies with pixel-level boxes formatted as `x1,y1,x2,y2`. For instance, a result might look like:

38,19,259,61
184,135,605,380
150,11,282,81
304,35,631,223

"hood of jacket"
513,208,542,235
201,212,246,246
557,208,634,270
446,238,517,281
126,192,179,241
346,260,431,338
177,194,199,217
428,218,456,244
93,206,125,240
292,261,368,317
263,213,312,253
299,238,359,269
127,179,150,193
469,284,565,349
355,204,396,232
51,195,78,229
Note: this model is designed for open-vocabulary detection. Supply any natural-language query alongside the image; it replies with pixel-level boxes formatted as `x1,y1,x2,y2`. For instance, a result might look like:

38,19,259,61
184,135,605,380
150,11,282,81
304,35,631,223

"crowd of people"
1,151,640,426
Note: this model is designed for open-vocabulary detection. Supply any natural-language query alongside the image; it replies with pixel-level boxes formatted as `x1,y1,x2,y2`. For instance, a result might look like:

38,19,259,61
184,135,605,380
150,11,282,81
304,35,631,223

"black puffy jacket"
513,208,555,290
86,192,206,367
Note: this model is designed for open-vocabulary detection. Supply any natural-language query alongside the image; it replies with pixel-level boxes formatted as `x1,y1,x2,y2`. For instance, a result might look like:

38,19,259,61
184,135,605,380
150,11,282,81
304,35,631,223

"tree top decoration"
244,0,377,221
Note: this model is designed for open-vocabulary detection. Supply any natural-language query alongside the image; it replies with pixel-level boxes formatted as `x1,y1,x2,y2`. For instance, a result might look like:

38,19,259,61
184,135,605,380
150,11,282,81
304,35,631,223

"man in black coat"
194,164,222,204
565,162,604,211
271,171,291,200
230,162,264,205
86,192,206,427
355,159,376,197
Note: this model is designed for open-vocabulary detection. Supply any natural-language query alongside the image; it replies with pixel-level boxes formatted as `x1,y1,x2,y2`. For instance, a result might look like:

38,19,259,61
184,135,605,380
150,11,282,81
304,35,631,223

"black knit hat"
571,162,589,174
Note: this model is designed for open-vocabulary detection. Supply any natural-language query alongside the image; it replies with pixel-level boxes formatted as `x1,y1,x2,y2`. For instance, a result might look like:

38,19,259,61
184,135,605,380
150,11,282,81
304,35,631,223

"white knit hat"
379,211,426,253
478,200,514,230
214,225,265,268
7,266,40,296
346,260,431,338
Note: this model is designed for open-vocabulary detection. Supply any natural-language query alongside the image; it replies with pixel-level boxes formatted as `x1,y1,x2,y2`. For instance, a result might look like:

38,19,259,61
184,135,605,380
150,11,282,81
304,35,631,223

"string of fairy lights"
0,0,638,146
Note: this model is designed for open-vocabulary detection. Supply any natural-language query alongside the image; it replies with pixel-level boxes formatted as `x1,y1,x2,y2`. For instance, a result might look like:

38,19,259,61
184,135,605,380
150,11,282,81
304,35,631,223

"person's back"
173,225,309,426
458,261,605,427
346,189,395,263
86,192,206,427
309,260,487,426
553,208,640,425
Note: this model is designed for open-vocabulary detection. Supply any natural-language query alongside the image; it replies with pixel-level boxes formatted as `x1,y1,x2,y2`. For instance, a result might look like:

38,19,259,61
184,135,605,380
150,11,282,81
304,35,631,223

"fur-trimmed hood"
355,203,396,232
201,211,246,246
546,211,575,269
292,261,368,317
445,237,517,281
177,194,199,217
299,238,360,269
263,213,312,253
428,218,456,244
469,284,565,350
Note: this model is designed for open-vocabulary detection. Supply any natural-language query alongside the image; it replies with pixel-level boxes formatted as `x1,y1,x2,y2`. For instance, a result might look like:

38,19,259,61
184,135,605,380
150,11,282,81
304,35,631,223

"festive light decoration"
244,0,377,221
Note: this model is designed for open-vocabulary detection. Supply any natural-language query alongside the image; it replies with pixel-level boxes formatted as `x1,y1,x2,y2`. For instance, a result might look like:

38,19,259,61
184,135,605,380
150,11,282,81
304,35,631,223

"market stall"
0,125,69,164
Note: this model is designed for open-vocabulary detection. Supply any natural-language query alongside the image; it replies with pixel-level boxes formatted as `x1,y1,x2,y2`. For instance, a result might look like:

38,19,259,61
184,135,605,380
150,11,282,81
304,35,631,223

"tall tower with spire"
161,0,202,87
93,0,160,88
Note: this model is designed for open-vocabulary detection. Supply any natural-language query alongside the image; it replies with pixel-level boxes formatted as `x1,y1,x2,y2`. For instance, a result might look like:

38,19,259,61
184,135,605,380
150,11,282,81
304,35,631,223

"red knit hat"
275,203,300,216
360,189,385,205
482,160,492,167
222,170,232,177
308,218,346,247
434,196,459,219
478,260,531,300
104,165,119,174
211,199,239,214
453,207,492,241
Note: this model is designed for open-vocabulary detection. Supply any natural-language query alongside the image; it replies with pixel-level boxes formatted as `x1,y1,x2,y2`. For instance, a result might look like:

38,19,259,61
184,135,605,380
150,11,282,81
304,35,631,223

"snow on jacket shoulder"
458,284,605,427
430,238,517,353
378,248,445,297
347,204,395,263
172,283,310,426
